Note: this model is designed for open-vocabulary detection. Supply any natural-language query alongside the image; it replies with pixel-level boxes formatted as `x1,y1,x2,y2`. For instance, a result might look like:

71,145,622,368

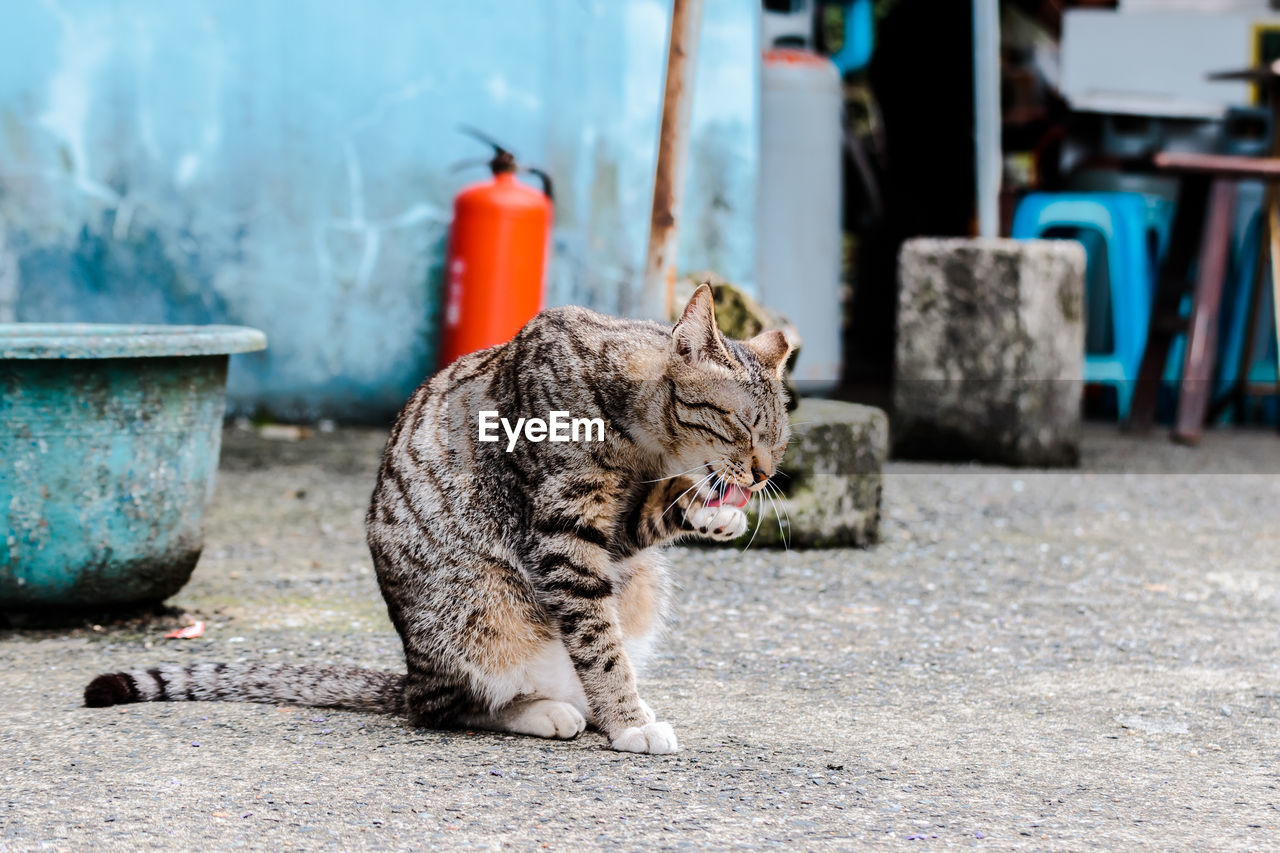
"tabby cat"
85,285,792,754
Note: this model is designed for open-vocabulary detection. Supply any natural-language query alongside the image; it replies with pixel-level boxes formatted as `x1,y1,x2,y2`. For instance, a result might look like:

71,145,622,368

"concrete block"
894,238,1085,467
739,399,887,548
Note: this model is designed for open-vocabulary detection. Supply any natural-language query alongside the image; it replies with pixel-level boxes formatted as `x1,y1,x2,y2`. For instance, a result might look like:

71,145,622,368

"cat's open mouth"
702,467,750,509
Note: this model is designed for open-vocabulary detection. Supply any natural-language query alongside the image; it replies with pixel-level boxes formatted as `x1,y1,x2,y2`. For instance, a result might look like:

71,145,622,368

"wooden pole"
641,0,703,321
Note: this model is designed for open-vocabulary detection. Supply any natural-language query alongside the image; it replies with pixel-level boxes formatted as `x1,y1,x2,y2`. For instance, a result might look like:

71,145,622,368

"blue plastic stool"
1012,192,1172,419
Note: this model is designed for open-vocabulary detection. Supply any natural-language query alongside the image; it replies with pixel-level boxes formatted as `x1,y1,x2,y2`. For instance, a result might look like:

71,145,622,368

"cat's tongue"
706,484,750,509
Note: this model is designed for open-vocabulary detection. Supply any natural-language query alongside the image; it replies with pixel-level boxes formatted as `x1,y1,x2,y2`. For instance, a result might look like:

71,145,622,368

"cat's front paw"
687,505,748,541
611,721,679,754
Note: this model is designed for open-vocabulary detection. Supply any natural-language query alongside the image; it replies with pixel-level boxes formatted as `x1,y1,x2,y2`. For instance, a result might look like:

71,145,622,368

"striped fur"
84,663,403,713
85,286,792,754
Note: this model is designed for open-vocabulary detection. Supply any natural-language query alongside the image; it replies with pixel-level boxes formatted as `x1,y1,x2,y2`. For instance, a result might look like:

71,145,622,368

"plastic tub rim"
0,323,268,359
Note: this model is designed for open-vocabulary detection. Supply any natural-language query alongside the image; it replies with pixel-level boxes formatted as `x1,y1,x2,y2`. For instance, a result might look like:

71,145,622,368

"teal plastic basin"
0,324,266,611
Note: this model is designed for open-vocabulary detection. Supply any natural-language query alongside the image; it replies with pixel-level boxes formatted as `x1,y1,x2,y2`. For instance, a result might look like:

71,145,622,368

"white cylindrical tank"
756,47,843,394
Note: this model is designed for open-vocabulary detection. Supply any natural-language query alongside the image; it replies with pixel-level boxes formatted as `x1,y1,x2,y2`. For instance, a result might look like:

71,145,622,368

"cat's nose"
751,467,769,484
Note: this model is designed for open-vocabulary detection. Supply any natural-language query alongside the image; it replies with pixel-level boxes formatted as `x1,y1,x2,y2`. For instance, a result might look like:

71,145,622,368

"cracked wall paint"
0,0,759,421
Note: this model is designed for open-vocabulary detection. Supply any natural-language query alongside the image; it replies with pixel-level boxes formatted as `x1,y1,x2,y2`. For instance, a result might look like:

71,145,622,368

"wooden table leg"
1173,179,1237,444
1129,174,1211,434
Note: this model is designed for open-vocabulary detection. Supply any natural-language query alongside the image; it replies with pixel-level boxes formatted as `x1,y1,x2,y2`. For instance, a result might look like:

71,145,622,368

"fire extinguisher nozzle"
522,167,555,204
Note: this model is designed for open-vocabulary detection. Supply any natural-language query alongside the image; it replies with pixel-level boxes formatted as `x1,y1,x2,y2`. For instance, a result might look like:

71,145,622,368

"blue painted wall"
0,0,759,421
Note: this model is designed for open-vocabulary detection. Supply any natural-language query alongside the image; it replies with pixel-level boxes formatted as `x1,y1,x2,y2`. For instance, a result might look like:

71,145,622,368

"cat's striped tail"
84,662,406,714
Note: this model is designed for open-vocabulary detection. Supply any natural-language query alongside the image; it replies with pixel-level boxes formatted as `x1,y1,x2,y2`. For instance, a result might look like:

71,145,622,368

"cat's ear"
743,329,792,379
672,284,732,368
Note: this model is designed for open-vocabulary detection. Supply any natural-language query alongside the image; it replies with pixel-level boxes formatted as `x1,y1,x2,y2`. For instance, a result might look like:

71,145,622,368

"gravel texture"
1,424,1278,850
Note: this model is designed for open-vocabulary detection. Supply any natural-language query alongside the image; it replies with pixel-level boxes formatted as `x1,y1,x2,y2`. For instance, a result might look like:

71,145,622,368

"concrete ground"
2,425,1278,850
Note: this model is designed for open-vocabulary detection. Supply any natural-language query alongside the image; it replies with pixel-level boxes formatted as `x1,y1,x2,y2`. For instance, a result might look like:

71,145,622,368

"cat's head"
663,285,792,506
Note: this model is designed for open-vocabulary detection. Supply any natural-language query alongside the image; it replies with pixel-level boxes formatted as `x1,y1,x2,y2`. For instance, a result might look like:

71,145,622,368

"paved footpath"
1,426,1277,850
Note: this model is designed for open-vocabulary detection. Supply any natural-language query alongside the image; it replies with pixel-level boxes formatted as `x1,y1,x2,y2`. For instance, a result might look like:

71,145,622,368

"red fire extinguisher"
438,128,554,368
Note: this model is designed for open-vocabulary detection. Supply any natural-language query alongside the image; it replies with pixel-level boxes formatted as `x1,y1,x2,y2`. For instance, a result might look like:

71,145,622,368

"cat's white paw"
500,699,586,739
687,505,748,541
611,721,679,754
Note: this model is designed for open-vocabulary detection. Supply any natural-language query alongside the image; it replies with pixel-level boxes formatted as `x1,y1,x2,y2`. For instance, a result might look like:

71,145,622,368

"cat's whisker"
763,481,790,551
664,470,716,519
697,458,730,513
764,479,789,520
761,488,785,550
642,463,707,484
772,484,793,551
741,492,765,552
670,473,711,514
